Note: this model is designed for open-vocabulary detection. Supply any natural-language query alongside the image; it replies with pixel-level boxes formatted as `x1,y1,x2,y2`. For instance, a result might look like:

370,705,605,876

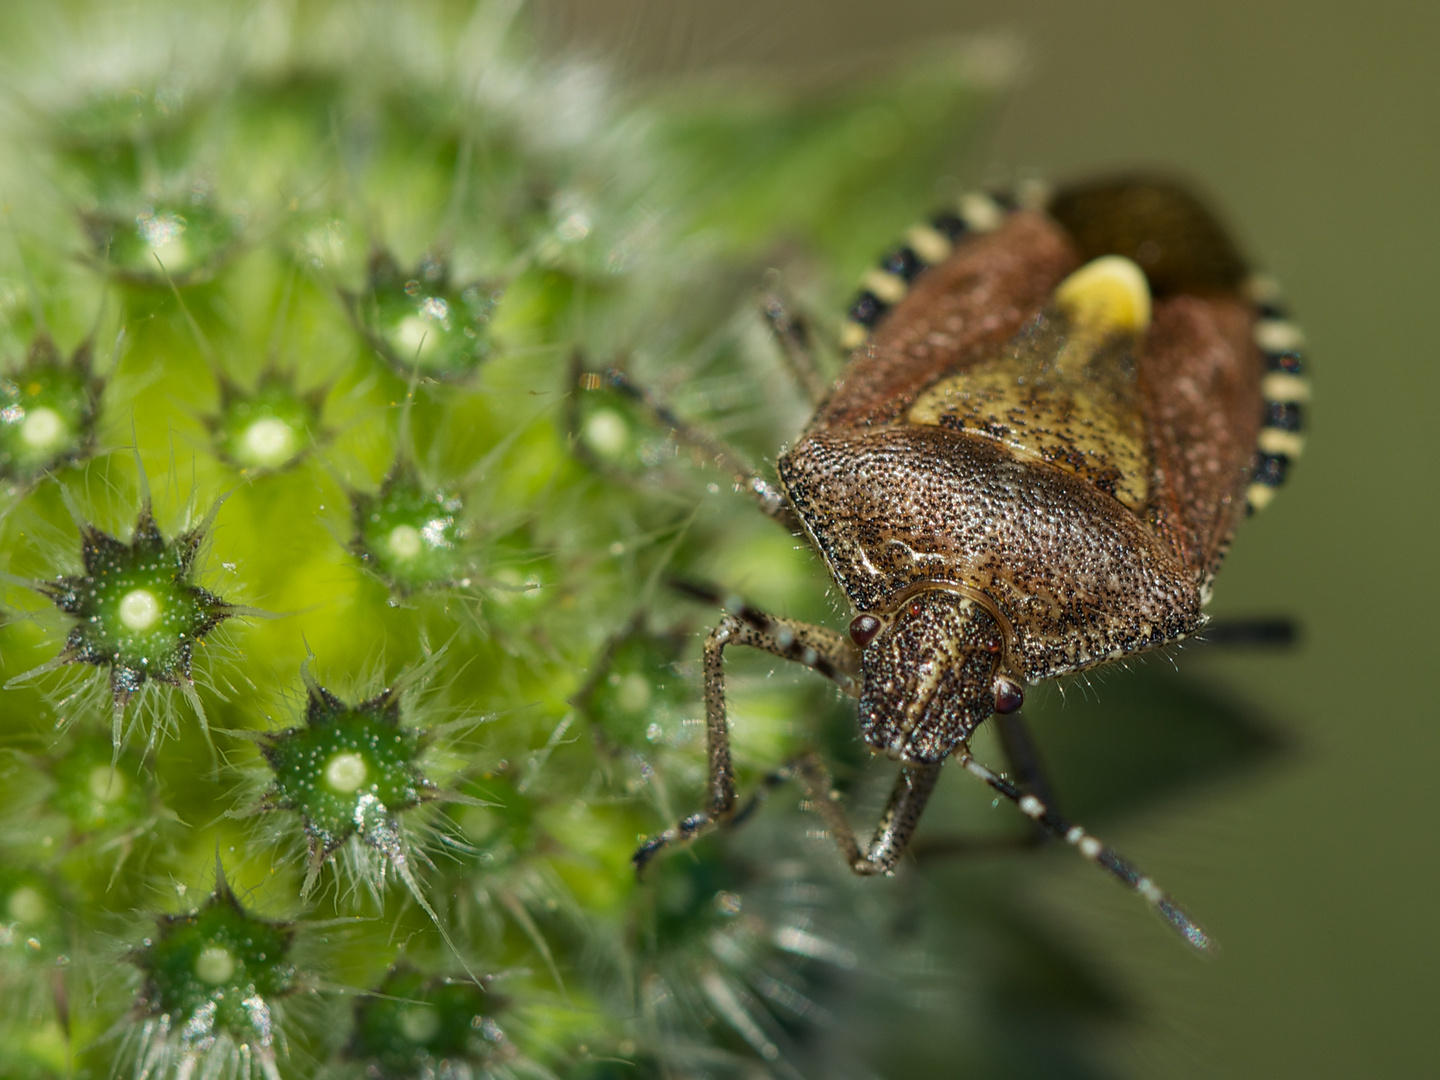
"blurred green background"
538,1,1439,1077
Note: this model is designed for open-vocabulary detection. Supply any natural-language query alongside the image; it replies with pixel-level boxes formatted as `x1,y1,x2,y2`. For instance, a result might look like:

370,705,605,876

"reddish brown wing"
1047,176,1267,587
817,212,1079,428
1141,295,1263,588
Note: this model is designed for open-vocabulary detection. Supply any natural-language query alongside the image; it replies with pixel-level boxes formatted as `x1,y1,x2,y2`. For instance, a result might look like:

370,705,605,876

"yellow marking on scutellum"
909,254,1154,510
1258,428,1305,459
1053,255,1152,335
1262,371,1311,403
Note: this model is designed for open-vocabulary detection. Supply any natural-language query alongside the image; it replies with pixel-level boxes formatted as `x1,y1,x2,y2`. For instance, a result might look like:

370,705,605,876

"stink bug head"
856,589,1001,763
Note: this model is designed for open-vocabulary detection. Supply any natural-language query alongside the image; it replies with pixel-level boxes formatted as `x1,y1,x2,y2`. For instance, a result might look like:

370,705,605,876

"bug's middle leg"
632,605,858,873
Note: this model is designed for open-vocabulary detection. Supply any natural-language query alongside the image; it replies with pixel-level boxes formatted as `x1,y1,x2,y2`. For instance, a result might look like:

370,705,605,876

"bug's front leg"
632,606,858,873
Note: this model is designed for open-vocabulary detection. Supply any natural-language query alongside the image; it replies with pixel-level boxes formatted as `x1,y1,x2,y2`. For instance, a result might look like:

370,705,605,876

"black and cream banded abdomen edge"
1241,274,1309,514
838,187,1031,351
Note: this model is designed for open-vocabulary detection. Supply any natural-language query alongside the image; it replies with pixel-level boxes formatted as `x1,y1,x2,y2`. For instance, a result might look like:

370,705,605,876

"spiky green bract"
210,371,325,475
49,730,151,834
0,865,77,1077
0,867,65,972
578,625,692,752
257,678,437,884
349,252,500,381
130,872,296,1077
35,502,233,708
352,463,472,595
0,336,103,483
83,196,241,287
346,964,508,1079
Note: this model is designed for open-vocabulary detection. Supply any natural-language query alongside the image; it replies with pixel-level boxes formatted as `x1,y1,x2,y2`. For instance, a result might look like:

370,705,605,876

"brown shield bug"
628,176,1308,950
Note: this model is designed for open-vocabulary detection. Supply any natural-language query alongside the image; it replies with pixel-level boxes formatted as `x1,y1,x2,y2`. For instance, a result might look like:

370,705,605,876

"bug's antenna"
954,750,1213,952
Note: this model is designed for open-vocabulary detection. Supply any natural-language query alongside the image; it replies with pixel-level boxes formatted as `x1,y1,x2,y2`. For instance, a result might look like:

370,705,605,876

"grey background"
538,2,1439,1077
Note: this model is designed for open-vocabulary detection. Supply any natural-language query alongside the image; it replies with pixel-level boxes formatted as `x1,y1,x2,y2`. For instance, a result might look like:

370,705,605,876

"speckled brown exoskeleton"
622,177,1308,950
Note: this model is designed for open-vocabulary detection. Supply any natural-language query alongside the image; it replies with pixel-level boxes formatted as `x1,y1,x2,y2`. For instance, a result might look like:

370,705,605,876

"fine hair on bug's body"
624,176,1309,951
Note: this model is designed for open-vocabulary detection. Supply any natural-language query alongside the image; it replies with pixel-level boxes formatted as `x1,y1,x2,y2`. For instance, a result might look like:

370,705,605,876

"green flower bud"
0,337,103,483
257,676,437,885
349,252,499,381
130,871,296,1064
35,502,234,710
351,464,471,595
346,964,507,1079
210,371,324,475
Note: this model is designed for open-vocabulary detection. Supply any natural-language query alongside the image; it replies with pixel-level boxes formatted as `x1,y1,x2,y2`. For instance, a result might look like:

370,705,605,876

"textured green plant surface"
0,3,1275,1078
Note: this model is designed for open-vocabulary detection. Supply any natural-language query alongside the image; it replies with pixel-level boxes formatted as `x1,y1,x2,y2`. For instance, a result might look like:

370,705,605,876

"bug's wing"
1141,294,1263,589
1049,177,1267,588
816,212,1079,428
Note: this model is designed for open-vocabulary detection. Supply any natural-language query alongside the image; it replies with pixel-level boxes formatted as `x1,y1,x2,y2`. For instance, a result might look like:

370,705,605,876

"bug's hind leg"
573,361,802,531
1198,617,1298,647
632,595,859,874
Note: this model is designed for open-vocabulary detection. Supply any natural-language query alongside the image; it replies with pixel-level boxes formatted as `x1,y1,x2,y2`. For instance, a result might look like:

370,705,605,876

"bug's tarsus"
1198,617,1298,647
726,761,795,828
761,292,829,406
955,751,1213,952
633,600,859,876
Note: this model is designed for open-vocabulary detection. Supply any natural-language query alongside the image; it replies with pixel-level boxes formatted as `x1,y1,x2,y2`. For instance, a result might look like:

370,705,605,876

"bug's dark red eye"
908,602,923,617
993,677,1024,715
849,614,882,647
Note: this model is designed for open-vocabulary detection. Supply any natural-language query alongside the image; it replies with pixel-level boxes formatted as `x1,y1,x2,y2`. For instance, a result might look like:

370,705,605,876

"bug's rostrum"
858,590,1001,763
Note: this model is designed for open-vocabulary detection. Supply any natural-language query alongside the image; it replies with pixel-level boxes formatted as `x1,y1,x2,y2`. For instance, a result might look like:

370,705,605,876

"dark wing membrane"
816,212,1079,428
1048,176,1248,296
